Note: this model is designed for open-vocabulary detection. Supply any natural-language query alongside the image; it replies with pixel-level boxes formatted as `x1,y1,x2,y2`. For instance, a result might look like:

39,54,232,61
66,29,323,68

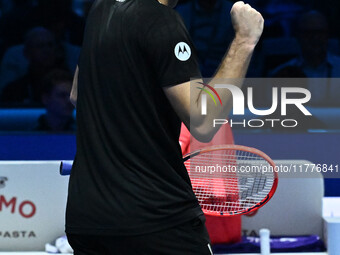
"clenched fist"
231,1,264,46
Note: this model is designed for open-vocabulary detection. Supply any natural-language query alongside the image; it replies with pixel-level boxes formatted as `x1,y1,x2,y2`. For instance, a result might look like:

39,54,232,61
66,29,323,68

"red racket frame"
183,145,278,216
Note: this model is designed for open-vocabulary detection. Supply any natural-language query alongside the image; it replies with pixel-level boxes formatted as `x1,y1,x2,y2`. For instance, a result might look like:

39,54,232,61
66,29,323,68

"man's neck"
158,0,168,6
158,0,175,8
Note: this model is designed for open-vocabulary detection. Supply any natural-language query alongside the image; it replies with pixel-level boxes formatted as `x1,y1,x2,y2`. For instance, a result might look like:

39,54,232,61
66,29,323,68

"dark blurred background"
1,0,340,110
1,0,340,108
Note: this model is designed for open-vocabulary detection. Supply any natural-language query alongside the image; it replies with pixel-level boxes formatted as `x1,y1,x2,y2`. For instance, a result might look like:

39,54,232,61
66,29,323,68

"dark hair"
42,69,73,95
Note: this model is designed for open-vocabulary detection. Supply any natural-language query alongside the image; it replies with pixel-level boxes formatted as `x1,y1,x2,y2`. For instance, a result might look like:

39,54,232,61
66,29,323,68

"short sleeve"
142,10,201,87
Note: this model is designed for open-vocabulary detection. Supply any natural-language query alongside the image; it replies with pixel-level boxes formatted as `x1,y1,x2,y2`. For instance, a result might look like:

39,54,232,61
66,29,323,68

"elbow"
190,126,217,143
195,134,215,143
188,116,219,143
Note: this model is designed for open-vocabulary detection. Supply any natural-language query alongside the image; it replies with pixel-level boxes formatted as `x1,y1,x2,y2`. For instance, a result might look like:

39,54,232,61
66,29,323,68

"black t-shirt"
66,0,202,235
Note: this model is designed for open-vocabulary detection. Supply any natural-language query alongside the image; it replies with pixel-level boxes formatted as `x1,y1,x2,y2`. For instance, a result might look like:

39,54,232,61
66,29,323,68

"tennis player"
66,0,263,254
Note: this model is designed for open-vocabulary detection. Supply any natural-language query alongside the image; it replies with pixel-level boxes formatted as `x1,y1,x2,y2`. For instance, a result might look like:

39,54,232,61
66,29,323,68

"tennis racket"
182,145,278,216
60,145,278,216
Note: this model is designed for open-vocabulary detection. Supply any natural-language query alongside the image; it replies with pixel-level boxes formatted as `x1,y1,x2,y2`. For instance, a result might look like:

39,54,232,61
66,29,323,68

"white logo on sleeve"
174,42,191,61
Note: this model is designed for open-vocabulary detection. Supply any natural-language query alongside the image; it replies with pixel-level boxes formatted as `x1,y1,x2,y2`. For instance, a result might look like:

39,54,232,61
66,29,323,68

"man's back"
66,0,203,236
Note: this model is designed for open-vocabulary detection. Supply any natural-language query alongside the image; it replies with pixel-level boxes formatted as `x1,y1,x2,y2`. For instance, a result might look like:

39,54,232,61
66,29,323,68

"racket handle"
259,228,270,255
60,161,73,176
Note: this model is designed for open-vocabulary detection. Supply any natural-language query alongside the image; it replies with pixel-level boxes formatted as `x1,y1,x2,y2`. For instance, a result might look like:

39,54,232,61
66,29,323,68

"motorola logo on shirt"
174,42,191,61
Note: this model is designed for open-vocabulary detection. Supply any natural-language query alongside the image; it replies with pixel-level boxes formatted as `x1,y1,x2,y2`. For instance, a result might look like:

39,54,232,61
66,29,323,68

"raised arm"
70,65,79,107
164,2,264,142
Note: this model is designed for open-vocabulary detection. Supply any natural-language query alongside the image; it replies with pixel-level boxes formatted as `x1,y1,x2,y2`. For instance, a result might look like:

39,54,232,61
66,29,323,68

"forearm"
188,39,255,141
215,37,256,79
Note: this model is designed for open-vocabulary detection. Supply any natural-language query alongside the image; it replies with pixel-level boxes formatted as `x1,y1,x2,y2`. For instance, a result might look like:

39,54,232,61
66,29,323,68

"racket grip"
60,161,73,176
260,228,270,255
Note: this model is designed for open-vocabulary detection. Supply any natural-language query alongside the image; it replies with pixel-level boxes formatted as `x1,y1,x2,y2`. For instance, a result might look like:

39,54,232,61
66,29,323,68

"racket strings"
185,149,275,215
